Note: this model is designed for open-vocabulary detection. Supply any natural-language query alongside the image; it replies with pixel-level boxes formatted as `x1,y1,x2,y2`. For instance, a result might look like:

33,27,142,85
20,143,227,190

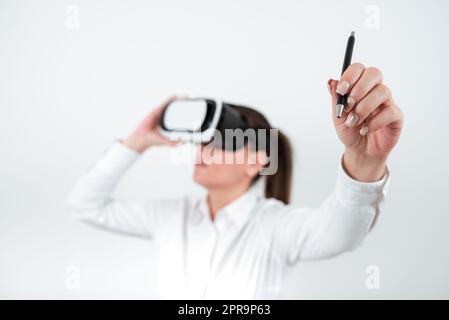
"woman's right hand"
123,96,180,153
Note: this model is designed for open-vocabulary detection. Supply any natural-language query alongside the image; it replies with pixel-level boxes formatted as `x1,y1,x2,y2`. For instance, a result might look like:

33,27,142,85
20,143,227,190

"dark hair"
229,104,293,204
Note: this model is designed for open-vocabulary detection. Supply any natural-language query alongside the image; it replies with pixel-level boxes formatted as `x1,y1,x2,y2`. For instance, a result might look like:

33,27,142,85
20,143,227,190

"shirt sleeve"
65,141,180,240
275,154,390,265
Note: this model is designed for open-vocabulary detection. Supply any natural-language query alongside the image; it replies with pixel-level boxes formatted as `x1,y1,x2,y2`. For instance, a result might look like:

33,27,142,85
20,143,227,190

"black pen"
336,31,355,118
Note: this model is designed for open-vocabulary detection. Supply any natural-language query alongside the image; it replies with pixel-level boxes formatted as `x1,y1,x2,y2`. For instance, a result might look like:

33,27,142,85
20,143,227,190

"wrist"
343,148,387,182
123,133,151,153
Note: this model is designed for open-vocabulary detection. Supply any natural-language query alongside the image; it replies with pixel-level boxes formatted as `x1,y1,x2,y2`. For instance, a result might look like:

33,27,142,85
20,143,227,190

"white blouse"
66,141,390,299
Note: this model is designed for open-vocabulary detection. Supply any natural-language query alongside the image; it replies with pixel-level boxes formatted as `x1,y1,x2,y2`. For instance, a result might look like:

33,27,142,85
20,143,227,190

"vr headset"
159,97,278,175
159,98,252,150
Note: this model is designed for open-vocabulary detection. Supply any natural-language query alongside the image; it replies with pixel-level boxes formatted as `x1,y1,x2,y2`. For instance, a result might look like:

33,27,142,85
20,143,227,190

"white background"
1,0,449,299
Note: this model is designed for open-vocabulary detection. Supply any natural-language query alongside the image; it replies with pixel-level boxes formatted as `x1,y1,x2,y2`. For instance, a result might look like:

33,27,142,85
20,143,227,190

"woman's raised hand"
328,64,404,182
123,96,179,153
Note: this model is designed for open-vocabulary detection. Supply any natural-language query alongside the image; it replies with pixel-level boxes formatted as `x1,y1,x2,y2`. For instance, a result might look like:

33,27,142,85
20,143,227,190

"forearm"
283,155,390,263
66,142,159,238
66,142,140,210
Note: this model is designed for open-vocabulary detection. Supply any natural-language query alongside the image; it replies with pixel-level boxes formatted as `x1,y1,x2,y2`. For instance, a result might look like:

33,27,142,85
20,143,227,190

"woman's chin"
193,166,208,185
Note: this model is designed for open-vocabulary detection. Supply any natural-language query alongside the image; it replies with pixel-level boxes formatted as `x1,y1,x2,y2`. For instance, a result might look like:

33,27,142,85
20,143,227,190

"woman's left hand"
328,63,404,182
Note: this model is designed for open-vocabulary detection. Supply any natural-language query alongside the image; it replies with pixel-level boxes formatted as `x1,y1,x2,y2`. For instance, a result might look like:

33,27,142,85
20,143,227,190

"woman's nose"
197,144,216,165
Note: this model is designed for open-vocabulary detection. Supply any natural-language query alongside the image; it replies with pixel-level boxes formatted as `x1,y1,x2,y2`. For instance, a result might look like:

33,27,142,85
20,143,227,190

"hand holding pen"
327,31,404,182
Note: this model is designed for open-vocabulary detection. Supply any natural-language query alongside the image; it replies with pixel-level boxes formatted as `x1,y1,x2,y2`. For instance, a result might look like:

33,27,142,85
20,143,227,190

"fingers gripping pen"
336,31,355,118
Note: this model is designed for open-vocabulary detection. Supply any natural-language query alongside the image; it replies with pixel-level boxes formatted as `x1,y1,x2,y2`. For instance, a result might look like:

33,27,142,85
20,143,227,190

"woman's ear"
246,151,268,178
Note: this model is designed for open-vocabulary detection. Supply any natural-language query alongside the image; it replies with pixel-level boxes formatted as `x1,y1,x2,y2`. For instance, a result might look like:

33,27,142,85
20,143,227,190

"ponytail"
230,104,293,205
264,130,293,204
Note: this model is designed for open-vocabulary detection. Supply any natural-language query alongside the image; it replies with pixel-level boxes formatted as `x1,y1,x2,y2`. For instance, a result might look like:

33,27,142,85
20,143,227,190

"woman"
67,63,403,299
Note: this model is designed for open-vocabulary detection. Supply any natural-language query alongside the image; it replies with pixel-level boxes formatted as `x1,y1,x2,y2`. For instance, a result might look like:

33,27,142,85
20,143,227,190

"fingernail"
327,79,333,95
345,112,359,128
345,96,355,112
359,125,370,136
336,81,350,95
